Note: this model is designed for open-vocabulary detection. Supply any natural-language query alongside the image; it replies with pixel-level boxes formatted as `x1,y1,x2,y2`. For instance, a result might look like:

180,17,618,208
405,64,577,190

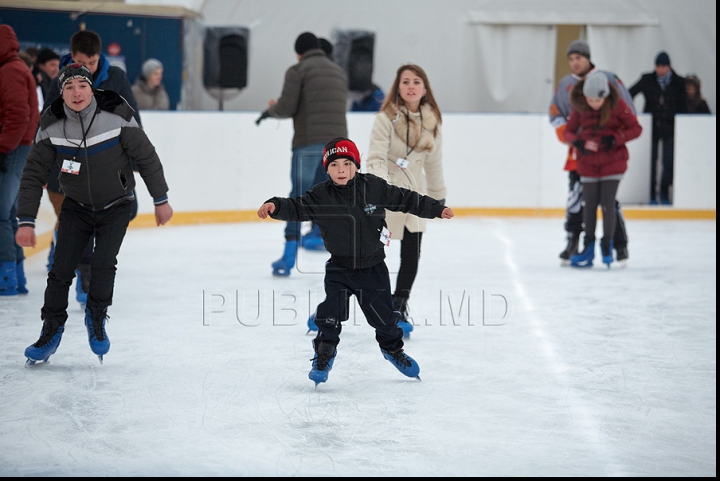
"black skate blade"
560,259,571,267
97,355,104,365
415,375,421,381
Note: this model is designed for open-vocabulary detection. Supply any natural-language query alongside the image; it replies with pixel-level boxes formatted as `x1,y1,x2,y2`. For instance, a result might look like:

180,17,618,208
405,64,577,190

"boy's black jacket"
267,173,445,269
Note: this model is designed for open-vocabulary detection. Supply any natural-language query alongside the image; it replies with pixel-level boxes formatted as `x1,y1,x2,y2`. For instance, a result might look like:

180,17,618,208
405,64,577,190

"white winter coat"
366,103,446,239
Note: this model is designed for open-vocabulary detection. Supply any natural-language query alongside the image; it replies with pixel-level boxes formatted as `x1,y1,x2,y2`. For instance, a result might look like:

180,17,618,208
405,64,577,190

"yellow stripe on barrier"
23,207,715,258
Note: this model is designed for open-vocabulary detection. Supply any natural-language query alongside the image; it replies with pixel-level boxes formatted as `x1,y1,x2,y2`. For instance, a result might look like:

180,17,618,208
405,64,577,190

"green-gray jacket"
268,48,348,149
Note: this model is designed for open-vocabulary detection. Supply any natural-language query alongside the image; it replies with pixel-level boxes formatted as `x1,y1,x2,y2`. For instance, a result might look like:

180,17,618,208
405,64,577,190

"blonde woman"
366,64,446,337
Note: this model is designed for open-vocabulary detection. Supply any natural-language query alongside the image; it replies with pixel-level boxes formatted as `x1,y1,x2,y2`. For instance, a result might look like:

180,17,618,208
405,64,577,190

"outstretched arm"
258,201,275,219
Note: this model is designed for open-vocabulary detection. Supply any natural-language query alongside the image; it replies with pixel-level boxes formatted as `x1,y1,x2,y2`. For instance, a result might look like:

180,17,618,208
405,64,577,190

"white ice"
0,217,716,476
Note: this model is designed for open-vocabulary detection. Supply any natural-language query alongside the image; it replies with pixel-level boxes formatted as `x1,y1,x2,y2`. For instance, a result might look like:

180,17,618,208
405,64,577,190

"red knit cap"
323,137,361,170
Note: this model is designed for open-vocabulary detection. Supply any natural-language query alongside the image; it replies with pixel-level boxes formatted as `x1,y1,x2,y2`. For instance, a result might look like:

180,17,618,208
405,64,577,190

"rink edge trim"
23,207,715,257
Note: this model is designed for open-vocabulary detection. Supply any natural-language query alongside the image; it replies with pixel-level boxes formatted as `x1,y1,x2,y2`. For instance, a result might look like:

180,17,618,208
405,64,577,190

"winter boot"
615,244,629,267
85,307,110,363
306,312,318,333
25,321,64,366
381,347,420,379
0,261,19,297
570,239,595,268
46,229,57,272
559,232,581,265
392,295,414,339
271,240,298,277
309,341,337,385
601,238,614,268
301,224,326,251
16,260,28,294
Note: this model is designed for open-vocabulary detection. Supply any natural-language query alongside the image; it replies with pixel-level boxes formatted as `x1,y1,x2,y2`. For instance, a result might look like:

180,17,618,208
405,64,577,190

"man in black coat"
629,51,686,205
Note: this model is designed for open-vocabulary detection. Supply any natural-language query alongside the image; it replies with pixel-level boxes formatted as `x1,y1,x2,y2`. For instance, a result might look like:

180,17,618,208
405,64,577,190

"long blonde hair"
380,64,442,126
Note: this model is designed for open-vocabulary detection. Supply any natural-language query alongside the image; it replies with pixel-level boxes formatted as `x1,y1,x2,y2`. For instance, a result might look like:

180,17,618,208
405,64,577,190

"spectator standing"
563,73,642,268
549,40,634,265
628,51,687,205
366,63,445,337
262,32,348,276
42,29,142,308
132,58,170,111
684,75,711,114
34,48,61,103
0,25,39,297
18,64,172,365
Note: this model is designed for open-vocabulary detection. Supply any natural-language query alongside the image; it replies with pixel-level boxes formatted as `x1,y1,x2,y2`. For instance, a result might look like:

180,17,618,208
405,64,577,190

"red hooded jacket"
563,81,642,178
0,24,39,155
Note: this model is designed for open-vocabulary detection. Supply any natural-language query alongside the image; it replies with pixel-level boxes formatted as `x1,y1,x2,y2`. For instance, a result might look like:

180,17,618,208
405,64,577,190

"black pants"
393,228,423,300
314,260,404,353
581,179,620,245
77,191,138,292
651,128,675,201
565,171,628,248
42,198,132,324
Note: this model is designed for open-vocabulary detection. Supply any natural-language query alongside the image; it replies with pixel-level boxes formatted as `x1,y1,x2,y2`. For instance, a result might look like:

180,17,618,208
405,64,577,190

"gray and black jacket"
267,173,445,269
18,89,169,228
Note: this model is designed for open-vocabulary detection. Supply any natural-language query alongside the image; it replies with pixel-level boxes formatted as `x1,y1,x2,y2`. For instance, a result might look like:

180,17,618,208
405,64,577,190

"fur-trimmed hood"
383,103,439,153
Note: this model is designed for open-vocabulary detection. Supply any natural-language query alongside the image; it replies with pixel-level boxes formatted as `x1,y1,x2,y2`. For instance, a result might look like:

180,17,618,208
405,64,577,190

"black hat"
318,38,333,57
295,32,320,55
36,48,60,65
57,63,93,91
655,51,670,66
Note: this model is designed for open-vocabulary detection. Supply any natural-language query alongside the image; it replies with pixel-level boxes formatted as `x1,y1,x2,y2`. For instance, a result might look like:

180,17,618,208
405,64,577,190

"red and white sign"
107,42,121,56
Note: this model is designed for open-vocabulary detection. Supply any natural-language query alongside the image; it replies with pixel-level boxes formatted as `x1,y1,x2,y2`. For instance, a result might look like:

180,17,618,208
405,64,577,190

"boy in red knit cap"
258,137,454,386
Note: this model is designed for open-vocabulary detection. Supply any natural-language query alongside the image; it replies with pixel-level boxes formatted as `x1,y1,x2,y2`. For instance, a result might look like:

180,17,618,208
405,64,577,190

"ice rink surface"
0,217,716,476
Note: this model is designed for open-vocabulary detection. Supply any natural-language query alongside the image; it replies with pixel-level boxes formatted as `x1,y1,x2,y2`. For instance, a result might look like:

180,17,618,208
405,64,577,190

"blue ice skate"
381,347,420,379
0,261,19,297
301,224,326,251
75,269,88,308
570,240,595,268
25,325,65,366
271,240,298,277
306,312,318,334
601,239,614,268
85,308,110,364
309,342,337,386
16,260,28,295
392,296,413,339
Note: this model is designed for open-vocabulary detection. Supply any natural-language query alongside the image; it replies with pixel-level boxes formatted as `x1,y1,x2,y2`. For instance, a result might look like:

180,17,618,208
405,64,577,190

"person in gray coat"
262,32,348,277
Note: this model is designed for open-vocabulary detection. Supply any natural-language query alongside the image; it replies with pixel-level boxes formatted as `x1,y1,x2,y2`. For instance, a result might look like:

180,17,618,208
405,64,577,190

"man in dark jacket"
0,24,39,297
262,32,349,276
43,29,142,305
17,64,173,366
258,138,454,386
629,51,686,205
34,48,61,102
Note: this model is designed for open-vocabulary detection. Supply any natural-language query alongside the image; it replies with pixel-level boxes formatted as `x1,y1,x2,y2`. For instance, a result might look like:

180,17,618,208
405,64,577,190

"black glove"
255,110,270,125
601,135,616,152
573,139,590,156
0,152,7,173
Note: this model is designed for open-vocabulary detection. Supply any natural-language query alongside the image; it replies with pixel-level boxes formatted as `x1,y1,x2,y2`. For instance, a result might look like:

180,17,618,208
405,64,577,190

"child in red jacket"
563,72,642,268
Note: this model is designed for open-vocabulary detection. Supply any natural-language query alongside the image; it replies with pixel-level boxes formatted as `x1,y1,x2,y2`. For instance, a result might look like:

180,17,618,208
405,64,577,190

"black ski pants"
42,198,132,324
314,260,404,353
